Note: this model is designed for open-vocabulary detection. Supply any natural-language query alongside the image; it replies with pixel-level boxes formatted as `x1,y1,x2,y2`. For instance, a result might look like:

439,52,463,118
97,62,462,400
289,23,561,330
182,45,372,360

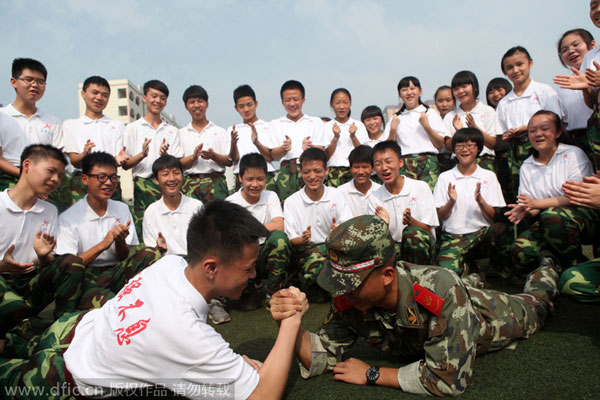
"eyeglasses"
87,173,119,183
16,76,47,86
454,143,477,150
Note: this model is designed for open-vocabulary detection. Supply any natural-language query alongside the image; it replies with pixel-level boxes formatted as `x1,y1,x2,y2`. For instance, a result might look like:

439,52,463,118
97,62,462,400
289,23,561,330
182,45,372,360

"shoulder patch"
413,284,444,317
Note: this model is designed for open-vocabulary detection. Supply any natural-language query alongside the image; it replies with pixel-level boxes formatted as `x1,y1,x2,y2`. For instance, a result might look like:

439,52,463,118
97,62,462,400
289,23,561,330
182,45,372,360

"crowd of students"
1,5,600,396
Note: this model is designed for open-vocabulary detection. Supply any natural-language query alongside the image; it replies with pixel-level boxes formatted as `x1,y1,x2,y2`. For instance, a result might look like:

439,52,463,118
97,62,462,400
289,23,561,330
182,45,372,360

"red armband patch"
333,295,353,312
413,284,444,317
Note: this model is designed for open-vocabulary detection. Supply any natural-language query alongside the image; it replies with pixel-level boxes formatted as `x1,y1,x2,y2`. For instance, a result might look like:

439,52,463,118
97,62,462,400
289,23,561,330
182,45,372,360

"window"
129,91,134,101
118,106,127,116
117,88,126,99
135,96,140,105
136,113,141,119
130,109,135,118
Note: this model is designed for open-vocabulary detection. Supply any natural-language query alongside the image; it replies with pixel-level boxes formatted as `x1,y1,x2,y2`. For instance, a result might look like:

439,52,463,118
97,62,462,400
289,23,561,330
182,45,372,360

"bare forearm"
290,237,306,247
180,155,197,169
68,152,85,169
437,200,455,222
423,126,444,149
271,146,288,161
295,328,313,371
122,153,145,170
477,200,495,221
377,367,401,389
480,131,497,150
114,240,130,261
0,157,19,177
408,218,431,233
254,141,274,162
37,253,54,268
265,219,284,232
212,153,232,167
78,241,109,266
325,139,338,160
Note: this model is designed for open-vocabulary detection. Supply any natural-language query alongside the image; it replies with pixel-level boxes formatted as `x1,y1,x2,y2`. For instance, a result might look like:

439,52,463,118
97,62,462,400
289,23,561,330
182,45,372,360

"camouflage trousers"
586,110,600,169
559,254,600,303
293,243,327,284
400,153,439,191
234,171,277,193
436,223,511,276
467,261,559,354
396,225,435,265
511,206,599,272
326,167,352,188
506,139,532,203
0,310,86,400
132,176,161,239
69,172,122,205
476,154,496,174
182,172,229,205
0,171,18,192
248,230,292,295
0,255,84,337
276,159,304,202
78,246,161,311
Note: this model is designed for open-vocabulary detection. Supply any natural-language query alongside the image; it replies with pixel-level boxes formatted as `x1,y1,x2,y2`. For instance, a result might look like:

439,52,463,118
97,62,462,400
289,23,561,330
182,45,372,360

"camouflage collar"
393,263,423,329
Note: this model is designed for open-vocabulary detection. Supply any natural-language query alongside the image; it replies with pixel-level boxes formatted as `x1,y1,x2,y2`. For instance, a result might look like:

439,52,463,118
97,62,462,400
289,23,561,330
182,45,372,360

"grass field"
215,277,600,399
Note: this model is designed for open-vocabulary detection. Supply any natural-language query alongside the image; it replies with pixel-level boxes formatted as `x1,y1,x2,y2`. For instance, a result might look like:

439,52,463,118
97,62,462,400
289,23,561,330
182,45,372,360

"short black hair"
183,85,208,104
82,152,118,175
152,155,183,179
239,153,267,177
360,105,384,122
528,110,568,157
451,128,484,153
299,147,327,169
187,199,269,265
348,145,374,167
20,144,67,172
12,58,47,80
451,71,479,99
486,78,512,96
143,79,169,97
372,140,402,160
233,84,256,104
501,46,532,74
82,76,110,92
397,76,428,112
280,80,305,99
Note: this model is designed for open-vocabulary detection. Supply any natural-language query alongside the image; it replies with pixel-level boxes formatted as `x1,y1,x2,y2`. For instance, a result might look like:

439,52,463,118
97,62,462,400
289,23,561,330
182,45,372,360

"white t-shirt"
580,46,600,72
518,143,593,199
337,179,381,218
0,104,61,147
269,115,326,163
226,119,276,174
442,102,499,157
56,197,139,267
0,190,57,265
124,118,182,179
226,189,283,225
179,121,230,175
496,80,562,133
363,135,386,148
284,186,352,244
382,105,444,155
557,87,593,131
143,194,204,257
64,256,260,399
0,112,28,167
316,118,369,167
61,116,125,170
367,177,439,242
433,166,506,234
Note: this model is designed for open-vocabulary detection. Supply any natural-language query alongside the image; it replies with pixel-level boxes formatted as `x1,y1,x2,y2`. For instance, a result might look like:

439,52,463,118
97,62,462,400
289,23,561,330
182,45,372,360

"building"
77,79,179,127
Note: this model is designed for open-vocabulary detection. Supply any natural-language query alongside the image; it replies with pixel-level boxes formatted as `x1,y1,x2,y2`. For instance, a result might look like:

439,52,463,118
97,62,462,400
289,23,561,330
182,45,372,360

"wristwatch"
366,366,380,385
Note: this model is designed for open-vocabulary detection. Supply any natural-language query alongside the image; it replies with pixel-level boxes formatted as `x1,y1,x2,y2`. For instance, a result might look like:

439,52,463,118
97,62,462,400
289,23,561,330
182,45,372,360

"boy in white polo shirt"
434,128,510,276
228,84,277,192
270,80,326,202
57,152,161,310
143,155,203,257
0,112,27,191
337,145,381,217
0,144,83,352
367,141,439,264
122,80,182,237
284,148,351,301
179,85,235,204
226,153,291,310
61,76,129,204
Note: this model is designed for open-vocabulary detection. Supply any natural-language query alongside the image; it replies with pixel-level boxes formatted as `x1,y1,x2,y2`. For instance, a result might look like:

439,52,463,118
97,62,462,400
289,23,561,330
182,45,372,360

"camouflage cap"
317,215,395,297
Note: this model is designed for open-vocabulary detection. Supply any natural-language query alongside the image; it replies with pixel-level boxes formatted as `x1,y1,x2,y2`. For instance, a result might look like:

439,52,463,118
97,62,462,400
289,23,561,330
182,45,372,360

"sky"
0,0,595,128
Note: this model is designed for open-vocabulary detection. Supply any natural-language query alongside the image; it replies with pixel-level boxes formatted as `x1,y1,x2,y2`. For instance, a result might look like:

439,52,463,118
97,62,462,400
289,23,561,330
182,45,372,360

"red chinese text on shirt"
114,318,151,346
117,277,143,302
117,299,144,321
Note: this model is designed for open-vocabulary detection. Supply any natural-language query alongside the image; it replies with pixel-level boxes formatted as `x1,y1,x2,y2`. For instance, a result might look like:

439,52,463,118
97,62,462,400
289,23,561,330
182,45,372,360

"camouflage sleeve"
399,283,480,397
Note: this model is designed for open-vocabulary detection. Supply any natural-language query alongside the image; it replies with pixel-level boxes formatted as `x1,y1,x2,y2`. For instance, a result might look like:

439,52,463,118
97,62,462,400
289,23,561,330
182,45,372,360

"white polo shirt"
61,116,125,170
367,177,439,242
226,120,276,174
142,194,203,257
179,121,230,175
580,47,600,71
337,179,381,218
124,118,181,179
518,143,593,199
269,115,326,163
382,105,443,156
316,118,369,167
226,189,282,225
0,190,57,265
56,197,139,267
442,102,499,157
64,256,260,399
284,186,352,244
363,136,386,148
558,87,593,131
0,104,61,147
496,80,562,133
433,166,505,235
0,112,28,167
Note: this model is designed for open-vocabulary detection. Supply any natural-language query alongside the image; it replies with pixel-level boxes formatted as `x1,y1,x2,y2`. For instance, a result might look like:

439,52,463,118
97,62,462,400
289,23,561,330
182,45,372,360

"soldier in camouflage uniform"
281,215,559,396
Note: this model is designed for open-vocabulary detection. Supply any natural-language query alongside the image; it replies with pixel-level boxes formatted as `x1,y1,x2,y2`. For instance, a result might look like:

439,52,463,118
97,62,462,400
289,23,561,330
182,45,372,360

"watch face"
366,366,380,385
